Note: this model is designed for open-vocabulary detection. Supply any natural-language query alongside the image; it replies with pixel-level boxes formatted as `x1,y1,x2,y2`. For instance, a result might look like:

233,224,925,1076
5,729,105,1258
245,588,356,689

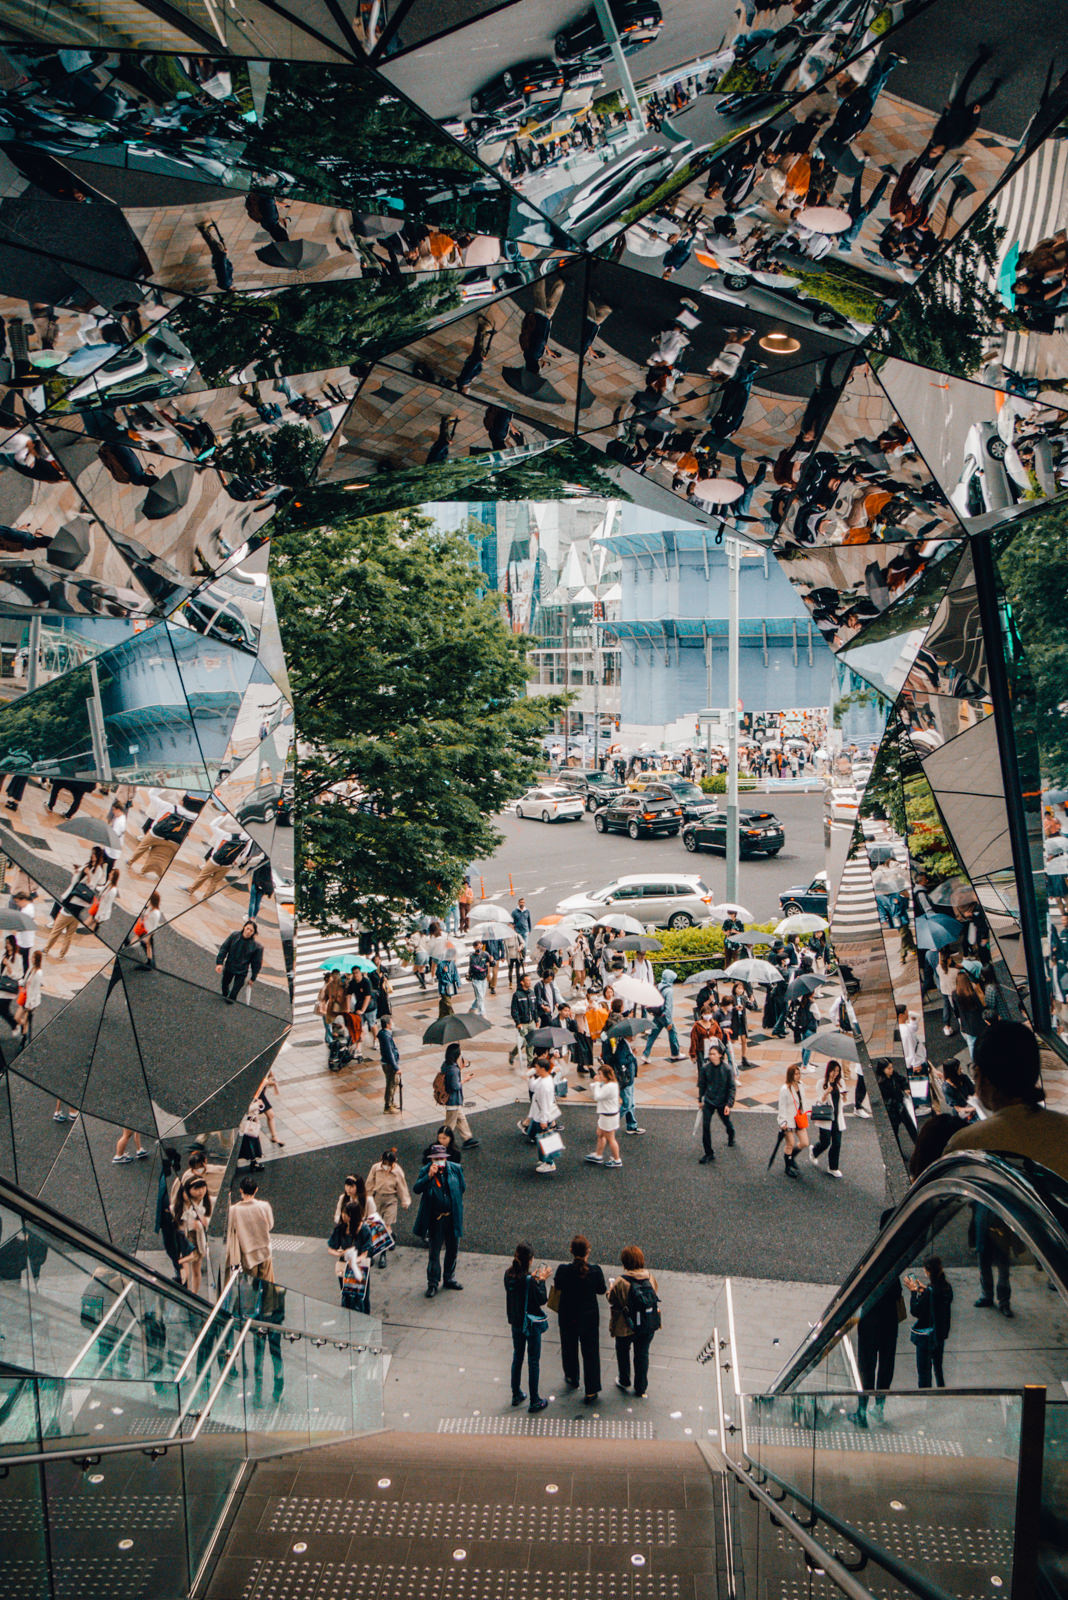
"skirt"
597,1114,620,1132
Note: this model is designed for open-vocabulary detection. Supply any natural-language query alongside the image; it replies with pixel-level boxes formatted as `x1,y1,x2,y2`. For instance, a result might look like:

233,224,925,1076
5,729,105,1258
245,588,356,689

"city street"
468,787,824,926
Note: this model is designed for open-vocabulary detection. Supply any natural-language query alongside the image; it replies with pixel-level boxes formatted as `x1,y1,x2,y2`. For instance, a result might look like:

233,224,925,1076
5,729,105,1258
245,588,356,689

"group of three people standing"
504,1235,661,1411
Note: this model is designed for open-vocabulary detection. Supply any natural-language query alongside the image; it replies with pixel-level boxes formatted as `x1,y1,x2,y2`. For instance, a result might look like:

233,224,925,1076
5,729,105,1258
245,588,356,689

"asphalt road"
879,356,998,501
467,788,824,927
383,0,736,120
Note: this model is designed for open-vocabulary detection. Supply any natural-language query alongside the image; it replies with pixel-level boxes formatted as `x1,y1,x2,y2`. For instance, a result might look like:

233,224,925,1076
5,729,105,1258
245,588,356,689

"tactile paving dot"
44,1495,184,1531
0,1559,53,1600
53,1556,161,1600
265,1497,677,1546
252,1558,326,1600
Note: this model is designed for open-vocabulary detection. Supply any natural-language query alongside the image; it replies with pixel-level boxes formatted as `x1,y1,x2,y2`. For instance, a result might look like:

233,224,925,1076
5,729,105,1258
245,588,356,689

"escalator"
0,1173,386,1600
708,1150,1068,1600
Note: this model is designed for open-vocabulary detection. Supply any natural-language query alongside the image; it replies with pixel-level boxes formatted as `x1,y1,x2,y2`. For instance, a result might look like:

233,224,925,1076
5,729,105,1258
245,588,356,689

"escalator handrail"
717,1447,922,1600
771,1149,1068,1393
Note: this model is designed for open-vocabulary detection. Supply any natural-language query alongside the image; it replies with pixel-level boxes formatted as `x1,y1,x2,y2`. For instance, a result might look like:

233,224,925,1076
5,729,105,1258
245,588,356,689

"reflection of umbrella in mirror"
48,518,92,572
57,816,115,847
0,908,36,931
351,214,405,239
806,1028,860,1062
255,238,329,269
1046,789,1068,805
693,477,744,505
1045,836,1068,856
915,912,963,951
461,236,500,266
141,463,195,520
797,205,851,234
928,880,978,912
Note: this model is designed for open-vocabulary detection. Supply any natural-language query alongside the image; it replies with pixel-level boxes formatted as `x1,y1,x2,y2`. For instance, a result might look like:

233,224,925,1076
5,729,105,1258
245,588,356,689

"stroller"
327,1019,355,1073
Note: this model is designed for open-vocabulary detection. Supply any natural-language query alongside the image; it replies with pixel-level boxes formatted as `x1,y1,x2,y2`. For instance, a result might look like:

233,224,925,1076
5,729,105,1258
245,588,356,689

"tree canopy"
271,509,566,937
999,504,1068,787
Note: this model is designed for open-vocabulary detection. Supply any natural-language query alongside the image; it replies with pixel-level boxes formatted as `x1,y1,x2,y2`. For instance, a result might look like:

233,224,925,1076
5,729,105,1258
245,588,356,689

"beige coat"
366,1161,411,1227
607,1269,660,1339
225,1196,274,1272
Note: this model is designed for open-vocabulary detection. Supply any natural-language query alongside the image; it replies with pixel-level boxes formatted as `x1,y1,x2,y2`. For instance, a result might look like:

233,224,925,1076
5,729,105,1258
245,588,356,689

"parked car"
557,871,716,929
237,781,292,827
683,807,785,857
593,792,683,838
514,785,585,822
825,788,860,825
553,770,627,811
949,421,1015,520
637,780,718,823
469,58,564,118
779,872,829,917
555,0,663,63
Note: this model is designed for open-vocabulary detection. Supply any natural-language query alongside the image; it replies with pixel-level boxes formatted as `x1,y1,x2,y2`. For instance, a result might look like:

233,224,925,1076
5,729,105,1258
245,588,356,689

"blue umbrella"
319,955,358,972
996,241,1019,311
915,912,963,951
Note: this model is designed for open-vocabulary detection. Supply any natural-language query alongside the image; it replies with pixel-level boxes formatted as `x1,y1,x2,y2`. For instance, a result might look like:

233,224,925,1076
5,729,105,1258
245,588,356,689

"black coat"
216,931,263,979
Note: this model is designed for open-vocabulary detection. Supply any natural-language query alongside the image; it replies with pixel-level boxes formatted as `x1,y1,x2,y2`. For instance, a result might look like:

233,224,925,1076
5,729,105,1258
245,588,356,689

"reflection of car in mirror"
779,872,828,917
469,58,564,118
237,782,293,827
555,0,663,63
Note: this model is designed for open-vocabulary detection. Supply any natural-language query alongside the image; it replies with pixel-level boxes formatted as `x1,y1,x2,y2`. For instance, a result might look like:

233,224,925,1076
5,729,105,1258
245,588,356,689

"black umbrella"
57,816,114,847
530,1026,575,1051
605,1017,654,1039
141,463,195,519
607,934,663,952
256,238,329,269
786,973,826,1000
48,518,92,572
421,1012,493,1046
351,214,405,238
0,908,35,931
767,1129,786,1171
806,1028,860,1063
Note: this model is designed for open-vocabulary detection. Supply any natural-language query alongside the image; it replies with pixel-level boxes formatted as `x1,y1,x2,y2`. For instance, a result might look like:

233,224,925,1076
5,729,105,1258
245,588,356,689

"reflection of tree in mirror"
875,213,1009,379
862,714,908,837
0,662,95,775
904,766,966,883
170,276,464,386
1000,502,1068,787
271,510,567,940
214,420,325,488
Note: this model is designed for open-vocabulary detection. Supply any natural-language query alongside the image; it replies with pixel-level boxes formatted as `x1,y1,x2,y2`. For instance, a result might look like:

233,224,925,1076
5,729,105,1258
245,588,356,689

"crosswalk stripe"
292,926,481,1021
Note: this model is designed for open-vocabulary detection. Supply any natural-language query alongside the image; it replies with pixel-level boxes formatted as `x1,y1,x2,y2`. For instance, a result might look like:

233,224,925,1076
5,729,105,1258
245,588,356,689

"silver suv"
556,872,715,929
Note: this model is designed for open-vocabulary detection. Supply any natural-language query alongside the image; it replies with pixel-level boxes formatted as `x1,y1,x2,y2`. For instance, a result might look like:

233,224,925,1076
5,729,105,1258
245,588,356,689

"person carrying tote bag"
777,1063,809,1178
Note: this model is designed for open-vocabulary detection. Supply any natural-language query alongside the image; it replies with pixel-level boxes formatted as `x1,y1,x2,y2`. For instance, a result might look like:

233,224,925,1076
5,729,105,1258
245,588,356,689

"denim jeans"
248,884,264,919
914,1336,945,1389
511,1322,542,1401
620,1081,638,1131
470,978,487,1015
642,1016,679,1059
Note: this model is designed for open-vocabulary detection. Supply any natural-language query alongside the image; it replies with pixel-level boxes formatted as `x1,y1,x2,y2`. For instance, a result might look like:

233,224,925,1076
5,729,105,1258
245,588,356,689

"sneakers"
615,1379,630,1392
463,1139,481,1149
135,1149,150,1159
517,1119,530,1134
624,1127,646,1135
584,1153,604,1164
809,1146,820,1165
528,1398,549,1414
112,1153,134,1164
535,1161,556,1174
606,1158,623,1168
827,1169,844,1179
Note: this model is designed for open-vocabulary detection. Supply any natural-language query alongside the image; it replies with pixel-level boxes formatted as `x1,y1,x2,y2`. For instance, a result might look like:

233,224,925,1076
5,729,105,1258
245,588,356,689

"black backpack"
152,811,187,842
213,835,245,866
622,1276,661,1334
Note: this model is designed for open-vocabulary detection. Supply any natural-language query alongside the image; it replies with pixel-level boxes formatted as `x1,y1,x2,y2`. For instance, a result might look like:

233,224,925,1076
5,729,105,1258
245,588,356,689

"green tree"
875,211,1010,379
271,510,567,938
999,502,1068,786
213,420,324,488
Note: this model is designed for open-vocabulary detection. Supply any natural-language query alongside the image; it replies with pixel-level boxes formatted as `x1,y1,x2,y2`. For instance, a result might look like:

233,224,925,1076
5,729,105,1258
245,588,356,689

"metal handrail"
184,1323,251,1442
174,1268,242,1384
772,1150,1068,1392
61,1282,133,1378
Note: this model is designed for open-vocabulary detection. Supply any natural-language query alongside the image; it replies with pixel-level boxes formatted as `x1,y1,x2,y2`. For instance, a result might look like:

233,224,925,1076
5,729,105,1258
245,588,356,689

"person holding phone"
905,1257,953,1388
412,1141,466,1299
504,1243,551,1412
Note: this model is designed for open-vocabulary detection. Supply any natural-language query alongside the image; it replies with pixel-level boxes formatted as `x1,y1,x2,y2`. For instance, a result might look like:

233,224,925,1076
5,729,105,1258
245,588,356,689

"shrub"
649,921,779,978
699,774,757,793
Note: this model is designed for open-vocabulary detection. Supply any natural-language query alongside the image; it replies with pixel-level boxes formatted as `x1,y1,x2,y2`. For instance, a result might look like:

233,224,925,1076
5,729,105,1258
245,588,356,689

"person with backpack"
129,802,194,878
188,830,248,901
247,854,275,920
467,939,490,1015
437,1041,479,1149
503,1242,551,1412
607,1245,661,1399
216,920,264,1003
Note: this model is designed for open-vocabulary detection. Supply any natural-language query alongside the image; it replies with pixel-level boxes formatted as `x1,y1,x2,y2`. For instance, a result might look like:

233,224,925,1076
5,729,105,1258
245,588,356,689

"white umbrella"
558,912,597,931
538,928,574,951
475,920,515,941
470,903,509,923
613,975,664,1007
726,958,786,985
709,902,754,921
596,912,646,934
774,913,830,935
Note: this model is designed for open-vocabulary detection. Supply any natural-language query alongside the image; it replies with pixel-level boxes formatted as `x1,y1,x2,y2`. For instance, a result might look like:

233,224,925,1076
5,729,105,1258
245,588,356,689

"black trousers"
701,1102,734,1154
812,1123,842,1168
560,1317,601,1396
616,1332,654,1396
221,965,247,1000
856,1314,897,1392
425,1214,458,1288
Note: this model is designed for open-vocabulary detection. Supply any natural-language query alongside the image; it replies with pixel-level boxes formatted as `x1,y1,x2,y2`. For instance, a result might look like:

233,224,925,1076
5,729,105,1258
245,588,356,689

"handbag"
537,1131,564,1158
132,918,146,938
547,1283,561,1314
523,1279,548,1336
794,1109,809,1130
364,1214,395,1259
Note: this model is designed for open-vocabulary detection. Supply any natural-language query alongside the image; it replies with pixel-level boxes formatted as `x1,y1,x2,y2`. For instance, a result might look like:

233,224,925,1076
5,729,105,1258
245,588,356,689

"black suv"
638,779,718,824
594,792,683,838
682,807,784,858
553,769,627,812
469,58,564,117
555,0,663,63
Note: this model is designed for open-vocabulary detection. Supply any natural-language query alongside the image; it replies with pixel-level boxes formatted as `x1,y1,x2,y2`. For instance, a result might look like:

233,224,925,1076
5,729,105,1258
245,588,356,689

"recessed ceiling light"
759,331,801,354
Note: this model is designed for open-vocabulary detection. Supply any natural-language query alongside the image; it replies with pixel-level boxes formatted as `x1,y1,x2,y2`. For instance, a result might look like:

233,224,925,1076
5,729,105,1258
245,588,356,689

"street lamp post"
726,537,740,904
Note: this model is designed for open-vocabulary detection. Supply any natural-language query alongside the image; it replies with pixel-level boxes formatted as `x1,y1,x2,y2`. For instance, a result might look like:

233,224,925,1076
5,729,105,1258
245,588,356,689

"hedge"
699,774,758,793
649,921,779,978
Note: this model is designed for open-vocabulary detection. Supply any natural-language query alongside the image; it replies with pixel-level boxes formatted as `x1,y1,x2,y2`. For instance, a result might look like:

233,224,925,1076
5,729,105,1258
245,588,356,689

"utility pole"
726,537,740,904
591,0,647,128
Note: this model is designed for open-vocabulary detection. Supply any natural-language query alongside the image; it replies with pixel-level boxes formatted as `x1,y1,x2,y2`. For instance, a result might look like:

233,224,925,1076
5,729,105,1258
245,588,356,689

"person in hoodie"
641,968,683,1062
215,920,264,1003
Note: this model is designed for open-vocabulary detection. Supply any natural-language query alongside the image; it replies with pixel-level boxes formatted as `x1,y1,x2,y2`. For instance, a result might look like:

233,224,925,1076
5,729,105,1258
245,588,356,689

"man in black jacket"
698,1039,736,1162
510,973,538,1065
215,920,264,1003
534,973,562,1027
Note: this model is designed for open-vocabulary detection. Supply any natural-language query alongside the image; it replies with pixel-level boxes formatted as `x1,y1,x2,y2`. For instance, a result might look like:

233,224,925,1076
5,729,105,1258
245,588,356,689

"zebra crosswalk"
292,925,482,1021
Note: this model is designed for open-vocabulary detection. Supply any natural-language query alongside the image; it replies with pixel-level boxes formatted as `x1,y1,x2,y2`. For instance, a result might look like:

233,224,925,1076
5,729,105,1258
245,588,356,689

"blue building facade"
602,517,837,732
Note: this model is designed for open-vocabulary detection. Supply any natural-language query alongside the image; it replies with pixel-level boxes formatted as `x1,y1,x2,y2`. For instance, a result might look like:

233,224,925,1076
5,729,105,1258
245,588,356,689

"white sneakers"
535,1162,556,1174
828,1169,844,1180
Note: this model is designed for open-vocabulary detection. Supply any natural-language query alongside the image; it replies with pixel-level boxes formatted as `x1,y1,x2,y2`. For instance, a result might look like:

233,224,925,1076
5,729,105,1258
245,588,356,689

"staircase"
292,927,481,1021
206,1431,721,1599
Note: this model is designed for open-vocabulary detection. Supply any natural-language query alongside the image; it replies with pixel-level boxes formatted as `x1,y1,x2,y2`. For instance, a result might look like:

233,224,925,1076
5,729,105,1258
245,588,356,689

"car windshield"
585,772,616,786
665,782,705,801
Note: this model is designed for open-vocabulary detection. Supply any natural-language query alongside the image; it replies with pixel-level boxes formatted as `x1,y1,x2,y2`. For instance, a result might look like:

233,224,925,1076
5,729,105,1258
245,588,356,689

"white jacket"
778,1082,803,1130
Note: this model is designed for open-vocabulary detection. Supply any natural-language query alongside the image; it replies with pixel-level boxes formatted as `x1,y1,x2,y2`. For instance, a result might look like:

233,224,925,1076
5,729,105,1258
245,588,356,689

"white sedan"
515,786,585,823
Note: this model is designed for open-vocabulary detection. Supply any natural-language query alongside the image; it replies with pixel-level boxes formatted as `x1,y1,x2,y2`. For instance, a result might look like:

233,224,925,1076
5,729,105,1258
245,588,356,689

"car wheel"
502,69,514,89
594,813,606,833
515,804,523,818
633,177,662,202
542,809,551,822
987,436,1007,460
586,795,598,812
627,820,641,839
782,900,803,916
669,911,694,929
765,848,782,857
555,30,571,56
470,91,482,112
724,271,752,291
683,831,699,852
813,307,845,328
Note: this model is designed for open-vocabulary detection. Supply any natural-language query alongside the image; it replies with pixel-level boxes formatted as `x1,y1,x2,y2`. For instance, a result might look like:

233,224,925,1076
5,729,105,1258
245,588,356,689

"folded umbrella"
422,1012,493,1045
805,1028,860,1062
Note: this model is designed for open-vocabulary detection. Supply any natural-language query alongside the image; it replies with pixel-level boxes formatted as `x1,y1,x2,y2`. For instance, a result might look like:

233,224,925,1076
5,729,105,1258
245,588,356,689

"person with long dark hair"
503,1242,550,1412
552,1235,606,1404
329,1196,373,1314
905,1256,953,1388
809,1059,847,1178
